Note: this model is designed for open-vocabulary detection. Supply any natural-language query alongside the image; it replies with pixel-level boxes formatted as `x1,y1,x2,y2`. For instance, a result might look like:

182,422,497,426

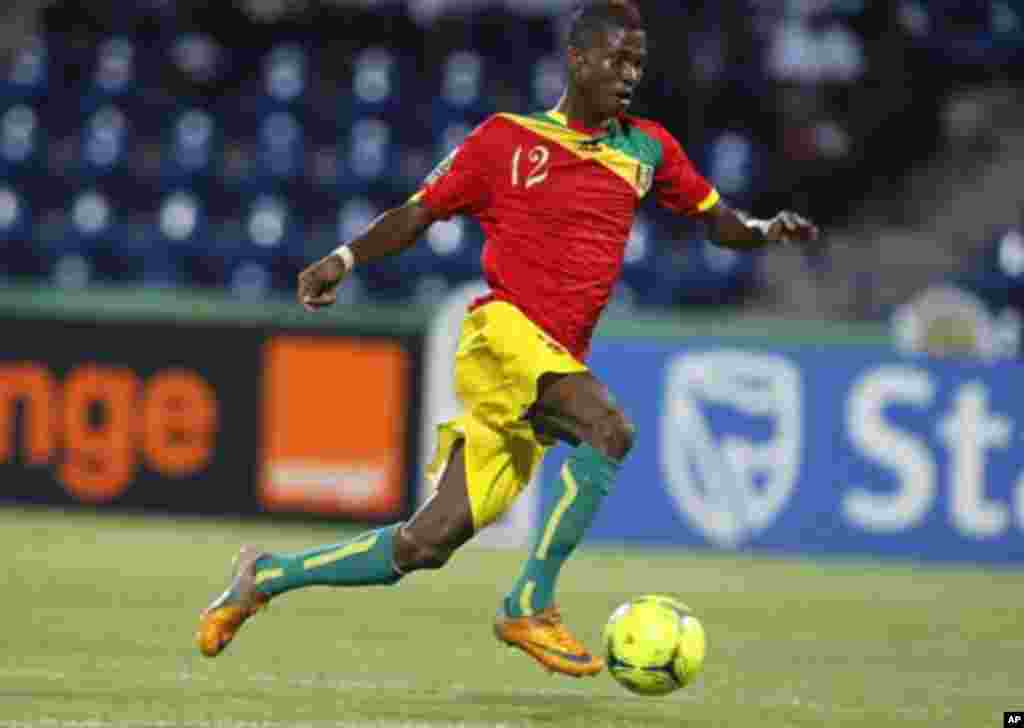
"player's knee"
611,413,637,459
408,543,453,571
394,528,457,573
584,409,635,461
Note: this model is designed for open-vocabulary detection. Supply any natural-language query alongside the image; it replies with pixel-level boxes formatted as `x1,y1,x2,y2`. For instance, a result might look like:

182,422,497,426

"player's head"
566,0,646,118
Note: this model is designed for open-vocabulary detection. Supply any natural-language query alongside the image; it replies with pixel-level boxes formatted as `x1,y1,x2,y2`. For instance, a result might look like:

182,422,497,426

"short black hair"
568,1,644,50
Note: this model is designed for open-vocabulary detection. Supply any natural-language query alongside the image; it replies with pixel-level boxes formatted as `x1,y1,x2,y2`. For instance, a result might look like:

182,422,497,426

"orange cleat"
494,605,605,677
196,546,270,657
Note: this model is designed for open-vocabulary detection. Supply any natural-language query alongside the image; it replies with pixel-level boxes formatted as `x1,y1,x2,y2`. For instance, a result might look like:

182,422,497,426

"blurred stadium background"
2,1,1024,726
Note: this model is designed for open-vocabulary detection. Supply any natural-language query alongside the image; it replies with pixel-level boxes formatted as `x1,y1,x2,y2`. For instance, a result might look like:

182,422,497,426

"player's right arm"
297,118,497,312
297,201,435,311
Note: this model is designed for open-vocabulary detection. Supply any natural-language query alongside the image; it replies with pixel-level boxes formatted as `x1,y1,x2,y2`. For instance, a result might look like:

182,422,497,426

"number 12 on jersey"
511,145,550,189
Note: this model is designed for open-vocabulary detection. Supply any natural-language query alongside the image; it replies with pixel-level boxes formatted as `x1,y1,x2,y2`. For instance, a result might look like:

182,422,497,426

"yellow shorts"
425,301,588,530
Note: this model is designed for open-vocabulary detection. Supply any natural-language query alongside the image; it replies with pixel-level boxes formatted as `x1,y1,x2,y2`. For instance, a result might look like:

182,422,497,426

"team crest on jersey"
636,162,654,196
424,148,459,186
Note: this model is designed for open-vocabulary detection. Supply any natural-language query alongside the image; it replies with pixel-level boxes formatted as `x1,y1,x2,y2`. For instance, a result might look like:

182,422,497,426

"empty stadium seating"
11,2,914,308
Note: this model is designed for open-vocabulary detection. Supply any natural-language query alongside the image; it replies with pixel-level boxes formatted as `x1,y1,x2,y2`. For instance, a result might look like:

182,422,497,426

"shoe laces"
535,607,583,651
535,606,563,624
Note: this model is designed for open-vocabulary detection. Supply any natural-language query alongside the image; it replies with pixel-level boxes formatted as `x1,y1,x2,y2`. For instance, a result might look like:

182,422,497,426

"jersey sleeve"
410,118,495,220
651,124,720,216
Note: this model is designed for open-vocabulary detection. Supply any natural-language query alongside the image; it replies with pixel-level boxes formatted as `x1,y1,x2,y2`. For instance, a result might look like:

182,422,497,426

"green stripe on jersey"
533,111,663,169
500,112,658,197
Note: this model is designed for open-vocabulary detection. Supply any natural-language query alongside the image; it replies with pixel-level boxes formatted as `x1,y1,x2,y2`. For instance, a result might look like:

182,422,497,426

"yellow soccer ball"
603,594,707,696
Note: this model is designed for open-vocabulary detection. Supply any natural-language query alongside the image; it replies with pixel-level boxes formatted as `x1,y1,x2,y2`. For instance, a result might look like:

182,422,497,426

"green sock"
504,443,619,617
253,524,404,599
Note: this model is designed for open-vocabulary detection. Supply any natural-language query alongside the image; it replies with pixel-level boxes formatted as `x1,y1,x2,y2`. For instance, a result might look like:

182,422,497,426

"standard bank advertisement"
540,340,1024,565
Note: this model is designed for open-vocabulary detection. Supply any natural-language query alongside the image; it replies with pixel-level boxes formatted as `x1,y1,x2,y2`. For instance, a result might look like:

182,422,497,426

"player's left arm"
699,200,821,252
648,121,821,252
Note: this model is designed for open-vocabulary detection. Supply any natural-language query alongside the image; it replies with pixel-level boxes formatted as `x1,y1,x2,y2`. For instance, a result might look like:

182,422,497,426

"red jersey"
415,110,719,361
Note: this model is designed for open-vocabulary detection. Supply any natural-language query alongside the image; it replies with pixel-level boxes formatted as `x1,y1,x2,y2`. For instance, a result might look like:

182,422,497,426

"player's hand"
767,210,821,249
297,254,348,312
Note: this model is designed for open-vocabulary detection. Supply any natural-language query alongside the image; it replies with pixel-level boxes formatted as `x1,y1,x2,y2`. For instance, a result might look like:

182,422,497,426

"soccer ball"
603,595,706,696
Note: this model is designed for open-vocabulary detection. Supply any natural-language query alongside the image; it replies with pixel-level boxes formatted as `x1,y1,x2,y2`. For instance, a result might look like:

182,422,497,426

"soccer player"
197,0,820,677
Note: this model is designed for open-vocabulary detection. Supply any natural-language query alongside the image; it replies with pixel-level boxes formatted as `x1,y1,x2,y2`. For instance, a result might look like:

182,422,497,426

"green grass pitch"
2,504,1020,727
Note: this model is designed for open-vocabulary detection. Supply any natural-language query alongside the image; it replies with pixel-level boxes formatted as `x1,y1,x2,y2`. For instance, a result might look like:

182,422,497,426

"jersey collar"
546,109,624,138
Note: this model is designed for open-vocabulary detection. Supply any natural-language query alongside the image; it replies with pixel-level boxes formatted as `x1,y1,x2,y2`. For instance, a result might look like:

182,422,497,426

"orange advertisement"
260,336,409,519
0,361,219,505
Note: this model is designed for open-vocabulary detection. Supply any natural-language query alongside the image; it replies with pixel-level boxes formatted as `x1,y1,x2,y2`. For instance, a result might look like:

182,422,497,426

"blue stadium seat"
224,44,311,138
529,55,565,110
38,220,92,289
698,130,765,209
259,45,308,112
161,108,219,192
255,110,305,189
169,33,228,89
343,117,402,197
89,36,175,136
441,50,486,111
339,47,403,125
0,185,30,241
79,38,138,119
39,189,120,288
226,258,275,299
429,50,494,141
0,37,48,107
0,104,45,181
421,217,484,288
155,189,210,264
76,105,133,185
433,120,474,162
214,194,303,297
0,184,41,278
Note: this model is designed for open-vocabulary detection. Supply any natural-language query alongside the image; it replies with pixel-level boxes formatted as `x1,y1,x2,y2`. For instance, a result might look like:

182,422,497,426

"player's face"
573,27,647,118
